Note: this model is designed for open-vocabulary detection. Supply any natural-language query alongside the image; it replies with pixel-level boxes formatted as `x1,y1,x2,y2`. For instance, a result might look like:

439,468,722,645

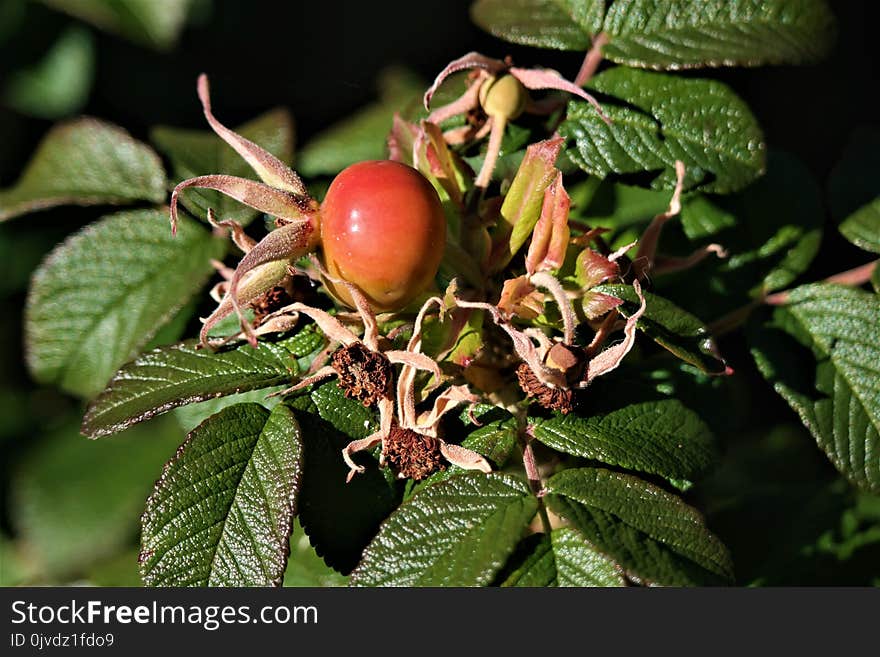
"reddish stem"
574,33,609,87
475,116,506,189
766,259,878,306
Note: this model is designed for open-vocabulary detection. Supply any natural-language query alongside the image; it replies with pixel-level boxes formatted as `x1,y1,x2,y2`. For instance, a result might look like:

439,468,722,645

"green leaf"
533,399,717,483
351,472,537,586
560,67,765,194
596,284,726,374
839,199,880,254
750,284,880,492
283,520,349,587
470,0,604,51
671,150,823,315
297,382,401,574
140,403,303,586
152,108,295,226
81,332,325,437
0,118,166,221
601,0,836,69
173,388,283,434
0,535,28,586
25,209,225,398
10,417,183,579
503,529,626,587
40,0,196,50
547,467,734,585
297,68,424,178
3,25,95,120
873,266,880,294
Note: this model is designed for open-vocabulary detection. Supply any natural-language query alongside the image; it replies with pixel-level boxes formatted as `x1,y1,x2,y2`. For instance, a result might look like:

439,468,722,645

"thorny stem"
574,33,609,87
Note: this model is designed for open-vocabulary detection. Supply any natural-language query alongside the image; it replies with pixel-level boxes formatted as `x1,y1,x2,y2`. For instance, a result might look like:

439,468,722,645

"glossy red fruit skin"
319,160,446,311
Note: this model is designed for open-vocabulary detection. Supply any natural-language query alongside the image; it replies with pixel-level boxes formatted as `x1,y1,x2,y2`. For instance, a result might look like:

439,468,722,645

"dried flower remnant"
338,296,492,482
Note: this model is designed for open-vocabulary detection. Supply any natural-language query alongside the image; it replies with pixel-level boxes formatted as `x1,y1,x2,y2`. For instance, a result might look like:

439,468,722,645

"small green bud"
479,74,527,121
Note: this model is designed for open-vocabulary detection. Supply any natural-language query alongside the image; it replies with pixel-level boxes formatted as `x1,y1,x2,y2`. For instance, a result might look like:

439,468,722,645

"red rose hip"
319,160,447,311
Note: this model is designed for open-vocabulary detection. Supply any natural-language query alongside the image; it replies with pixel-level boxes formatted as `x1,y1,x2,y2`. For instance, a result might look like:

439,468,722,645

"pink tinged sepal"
342,432,384,483
170,174,312,234
439,442,492,473
200,219,318,348
207,209,256,253
576,248,620,289
525,172,571,275
197,74,307,197
387,114,419,166
423,52,506,109
199,258,290,348
509,67,610,125
581,280,647,386
654,244,728,276
425,79,483,126
414,121,466,206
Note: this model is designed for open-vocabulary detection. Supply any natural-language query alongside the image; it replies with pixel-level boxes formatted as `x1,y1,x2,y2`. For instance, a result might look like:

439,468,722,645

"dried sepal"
509,66,610,125
206,209,256,253
342,432,384,483
438,442,492,474
423,52,506,110
654,244,728,275
456,297,567,389
197,73,307,197
580,280,647,387
529,271,576,346
498,275,542,320
207,218,319,347
633,160,686,279
170,174,313,234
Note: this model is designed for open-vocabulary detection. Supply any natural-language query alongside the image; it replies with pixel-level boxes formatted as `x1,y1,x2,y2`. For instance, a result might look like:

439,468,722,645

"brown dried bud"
516,362,577,414
383,423,446,481
251,284,294,327
330,342,393,406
